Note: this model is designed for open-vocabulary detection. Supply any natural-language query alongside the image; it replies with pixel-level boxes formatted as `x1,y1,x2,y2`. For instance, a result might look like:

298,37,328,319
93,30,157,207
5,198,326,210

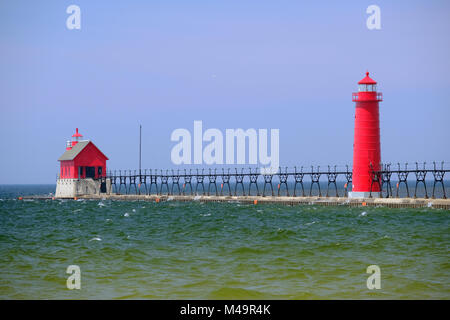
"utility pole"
139,125,142,176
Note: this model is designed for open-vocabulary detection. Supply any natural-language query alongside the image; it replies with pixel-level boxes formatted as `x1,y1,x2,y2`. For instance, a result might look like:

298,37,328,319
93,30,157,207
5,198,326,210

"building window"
98,167,103,176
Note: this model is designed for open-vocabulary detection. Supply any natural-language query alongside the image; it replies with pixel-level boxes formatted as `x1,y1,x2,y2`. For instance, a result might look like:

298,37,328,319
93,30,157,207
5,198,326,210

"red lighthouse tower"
350,71,383,198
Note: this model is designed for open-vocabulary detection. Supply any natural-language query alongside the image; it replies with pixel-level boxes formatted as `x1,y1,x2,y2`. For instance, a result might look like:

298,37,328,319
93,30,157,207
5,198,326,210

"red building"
350,72,383,197
58,128,108,179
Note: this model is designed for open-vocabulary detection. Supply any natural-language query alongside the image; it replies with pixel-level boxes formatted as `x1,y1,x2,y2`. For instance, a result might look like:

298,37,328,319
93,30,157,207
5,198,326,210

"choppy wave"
0,188,449,299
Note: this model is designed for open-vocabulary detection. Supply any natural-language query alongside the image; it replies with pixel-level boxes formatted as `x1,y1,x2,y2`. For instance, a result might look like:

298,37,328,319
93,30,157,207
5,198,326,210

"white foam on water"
427,202,433,208
73,209,82,213
89,237,102,241
194,196,201,201
124,213,130,217
167,197,174,201
360,211,367,216
98,202,106,207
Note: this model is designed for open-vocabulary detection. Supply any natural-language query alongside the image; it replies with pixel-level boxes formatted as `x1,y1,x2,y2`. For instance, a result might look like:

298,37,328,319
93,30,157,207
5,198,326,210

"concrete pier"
59,194,450,209
55,178,112,198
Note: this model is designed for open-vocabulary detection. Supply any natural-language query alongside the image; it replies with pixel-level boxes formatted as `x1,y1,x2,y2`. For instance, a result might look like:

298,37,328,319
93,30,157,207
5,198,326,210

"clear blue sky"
1,0,449,183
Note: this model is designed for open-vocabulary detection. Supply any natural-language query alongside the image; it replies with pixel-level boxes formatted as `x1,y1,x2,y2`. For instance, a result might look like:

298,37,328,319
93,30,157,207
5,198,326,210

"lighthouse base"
348,191,381,198
55,178,111,198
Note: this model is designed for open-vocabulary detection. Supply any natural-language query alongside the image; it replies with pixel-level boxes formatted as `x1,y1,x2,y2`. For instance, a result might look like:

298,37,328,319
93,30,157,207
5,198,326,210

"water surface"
0,185,449,299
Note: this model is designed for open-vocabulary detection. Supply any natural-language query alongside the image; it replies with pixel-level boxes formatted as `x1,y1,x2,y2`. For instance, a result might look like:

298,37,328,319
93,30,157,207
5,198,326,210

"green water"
0,192,449,299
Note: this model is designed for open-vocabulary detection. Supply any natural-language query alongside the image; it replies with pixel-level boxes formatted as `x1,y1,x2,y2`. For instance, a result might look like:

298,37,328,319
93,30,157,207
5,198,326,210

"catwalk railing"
103,162,449,199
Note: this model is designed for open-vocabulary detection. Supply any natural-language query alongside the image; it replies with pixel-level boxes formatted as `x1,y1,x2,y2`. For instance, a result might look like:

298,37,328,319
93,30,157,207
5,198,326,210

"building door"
85,166,96,178
100,181,107,193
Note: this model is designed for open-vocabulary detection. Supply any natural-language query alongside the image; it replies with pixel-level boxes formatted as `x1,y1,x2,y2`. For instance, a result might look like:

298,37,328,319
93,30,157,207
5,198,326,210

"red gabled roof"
85,140,109,161
358,71,377,85
58,140,109,161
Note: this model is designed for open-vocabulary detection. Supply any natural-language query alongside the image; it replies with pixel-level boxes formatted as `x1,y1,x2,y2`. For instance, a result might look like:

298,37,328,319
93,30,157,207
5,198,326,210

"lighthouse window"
358,84,377,92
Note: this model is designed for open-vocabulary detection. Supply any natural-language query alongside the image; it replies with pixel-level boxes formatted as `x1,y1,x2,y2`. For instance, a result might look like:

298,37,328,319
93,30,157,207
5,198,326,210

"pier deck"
66,194,450,209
